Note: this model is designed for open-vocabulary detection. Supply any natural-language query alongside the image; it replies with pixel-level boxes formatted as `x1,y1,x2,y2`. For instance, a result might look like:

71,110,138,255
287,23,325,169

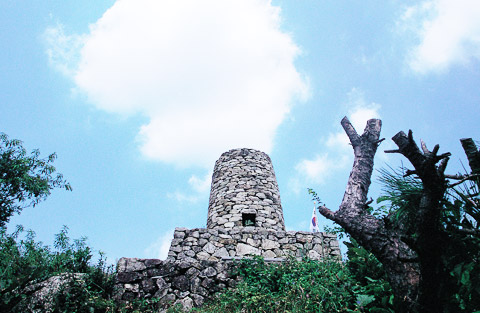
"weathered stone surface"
117,258,146,272
117,271,142,283
173,276,189,292
159,294,176,306
185,267,200,279
262,239,280,250
174,231,186,239
203,242,216,254
201,277,215,289
176,296,194,310
184,250,195,257
201,267,217,277
22,273,86,312
155,277,168,293
114,148,342,310
236,243,260,256
263,250,277,258
308,250,321,259
167,228,339,263
213,247,229,258
141,278,156,293
144,259,163,268
192,294,205,306
206,149,286,232
196,252,210,261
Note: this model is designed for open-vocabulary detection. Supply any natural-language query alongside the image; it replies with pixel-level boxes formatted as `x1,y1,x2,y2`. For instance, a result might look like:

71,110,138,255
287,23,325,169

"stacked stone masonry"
167,227,340,261
115,148,341,310
114,258,239,311
207,148,285,231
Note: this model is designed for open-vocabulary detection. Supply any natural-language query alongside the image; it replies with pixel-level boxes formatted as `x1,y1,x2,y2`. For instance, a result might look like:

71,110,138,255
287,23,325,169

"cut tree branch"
340,116,360,147
447,173,480,188
316,117,420,312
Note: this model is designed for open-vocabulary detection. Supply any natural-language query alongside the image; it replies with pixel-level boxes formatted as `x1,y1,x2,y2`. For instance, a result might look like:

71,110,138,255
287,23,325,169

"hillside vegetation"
1,128,480,312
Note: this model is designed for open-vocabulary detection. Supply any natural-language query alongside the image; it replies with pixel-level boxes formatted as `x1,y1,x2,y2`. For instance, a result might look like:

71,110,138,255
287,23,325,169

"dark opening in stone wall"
242,213,256,227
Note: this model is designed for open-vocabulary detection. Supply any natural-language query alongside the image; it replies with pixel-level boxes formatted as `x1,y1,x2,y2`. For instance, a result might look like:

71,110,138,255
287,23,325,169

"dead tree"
317,117,457,312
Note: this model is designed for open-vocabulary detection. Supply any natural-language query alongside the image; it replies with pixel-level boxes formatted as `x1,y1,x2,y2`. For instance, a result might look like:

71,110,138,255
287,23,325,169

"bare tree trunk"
389,131,451,312
318,117,420,312
318,117,457,312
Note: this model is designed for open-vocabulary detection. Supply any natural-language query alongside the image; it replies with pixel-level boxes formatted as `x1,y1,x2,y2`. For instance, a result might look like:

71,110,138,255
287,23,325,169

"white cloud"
44,24,84,76
295,154,349,184
46,0,308,168
324,88,380,153
326,132,349,150
144,229,174,259
402,0,480,73
188,172,212,193
294,88,381,185
345,88,381,132
166,191,199,203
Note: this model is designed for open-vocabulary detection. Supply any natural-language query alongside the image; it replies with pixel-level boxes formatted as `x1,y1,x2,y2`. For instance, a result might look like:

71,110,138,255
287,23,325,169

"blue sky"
2,0,479,262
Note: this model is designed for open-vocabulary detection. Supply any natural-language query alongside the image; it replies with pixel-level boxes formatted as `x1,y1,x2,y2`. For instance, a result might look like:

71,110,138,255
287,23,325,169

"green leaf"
357,294,375,306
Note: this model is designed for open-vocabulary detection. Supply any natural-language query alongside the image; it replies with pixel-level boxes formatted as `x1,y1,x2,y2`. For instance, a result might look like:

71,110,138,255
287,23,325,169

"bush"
195,256,363,313
0,225,115,312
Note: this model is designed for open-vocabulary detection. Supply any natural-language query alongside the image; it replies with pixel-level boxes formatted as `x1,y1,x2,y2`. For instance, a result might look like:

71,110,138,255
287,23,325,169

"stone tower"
207,148,285,231
114,148,342,309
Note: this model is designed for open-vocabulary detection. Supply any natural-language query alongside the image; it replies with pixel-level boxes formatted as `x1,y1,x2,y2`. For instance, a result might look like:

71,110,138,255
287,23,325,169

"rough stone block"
236,243,260,256
117,258,147,272
201,267,217,277
262,250,277,258
192,294,205,306
174,231,186,239
172,276,189,292
261,239,280,250
203,242,216,254
116,272,142,283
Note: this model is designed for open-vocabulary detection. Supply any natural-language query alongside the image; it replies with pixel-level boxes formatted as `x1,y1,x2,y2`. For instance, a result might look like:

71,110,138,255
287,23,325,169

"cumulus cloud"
144,229,174,259
294,88,380,185
45,0,308,167
324,88,380,153
165,171,211,204
295,154,349,185
402,0,480,73
188,172,212,193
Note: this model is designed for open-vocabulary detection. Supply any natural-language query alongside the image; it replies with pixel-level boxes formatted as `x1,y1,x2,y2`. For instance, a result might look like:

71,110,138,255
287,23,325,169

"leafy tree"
0,132,71,226
314,117,480,312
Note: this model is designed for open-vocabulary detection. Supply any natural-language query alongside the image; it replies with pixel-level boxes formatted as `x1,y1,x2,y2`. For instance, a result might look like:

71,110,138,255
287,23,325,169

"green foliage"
0,132,71,226
307,188,324,206
377,166,480,312
442,177,480,312
0,225,115,312
195,256,367,313
345,239,394,313
376,167,423,217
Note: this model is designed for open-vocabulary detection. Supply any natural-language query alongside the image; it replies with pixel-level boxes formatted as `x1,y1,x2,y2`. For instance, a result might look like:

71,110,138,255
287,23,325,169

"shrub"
196,256,360,313
0,225,115,312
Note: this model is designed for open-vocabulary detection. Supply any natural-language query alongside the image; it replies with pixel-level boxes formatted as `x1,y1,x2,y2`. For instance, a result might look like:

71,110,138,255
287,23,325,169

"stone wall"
207,148,285,231
114,257,239,311
167,227,341,262
114,248,341,311
114,147,342,310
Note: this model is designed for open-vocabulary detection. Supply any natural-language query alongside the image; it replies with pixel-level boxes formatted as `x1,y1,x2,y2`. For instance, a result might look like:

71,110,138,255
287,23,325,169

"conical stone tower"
207,148,285,231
